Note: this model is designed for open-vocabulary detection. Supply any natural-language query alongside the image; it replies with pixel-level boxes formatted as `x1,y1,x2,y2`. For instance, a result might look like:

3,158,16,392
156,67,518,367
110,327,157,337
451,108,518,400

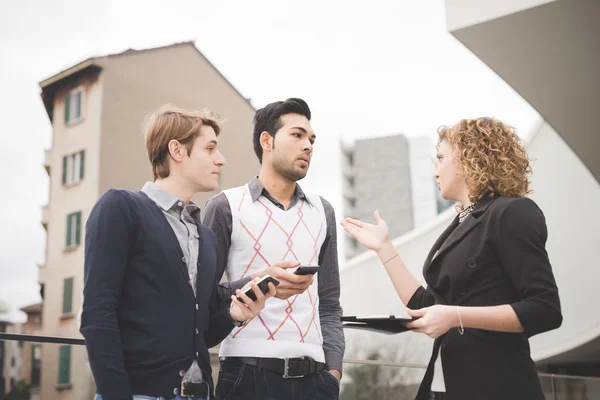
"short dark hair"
253,98,311,163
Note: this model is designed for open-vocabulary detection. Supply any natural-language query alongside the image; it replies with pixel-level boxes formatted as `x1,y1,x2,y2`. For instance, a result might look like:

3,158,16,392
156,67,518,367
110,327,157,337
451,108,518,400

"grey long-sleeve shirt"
202,177,345,372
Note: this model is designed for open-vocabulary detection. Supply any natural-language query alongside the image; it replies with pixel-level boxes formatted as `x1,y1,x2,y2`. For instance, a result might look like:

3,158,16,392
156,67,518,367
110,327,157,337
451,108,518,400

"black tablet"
341,315,415,334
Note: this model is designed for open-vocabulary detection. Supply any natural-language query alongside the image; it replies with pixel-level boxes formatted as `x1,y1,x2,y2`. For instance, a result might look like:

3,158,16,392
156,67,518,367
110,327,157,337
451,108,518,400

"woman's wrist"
377,240,397,261
452,305,465,334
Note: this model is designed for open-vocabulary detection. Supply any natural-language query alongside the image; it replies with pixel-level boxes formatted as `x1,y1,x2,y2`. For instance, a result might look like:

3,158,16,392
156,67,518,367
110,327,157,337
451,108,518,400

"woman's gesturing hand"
340,210,391,252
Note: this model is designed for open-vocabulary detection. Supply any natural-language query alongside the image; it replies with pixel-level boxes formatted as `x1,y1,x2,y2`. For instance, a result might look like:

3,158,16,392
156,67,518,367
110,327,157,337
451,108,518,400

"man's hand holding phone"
229,277,277,323
251,260,314,300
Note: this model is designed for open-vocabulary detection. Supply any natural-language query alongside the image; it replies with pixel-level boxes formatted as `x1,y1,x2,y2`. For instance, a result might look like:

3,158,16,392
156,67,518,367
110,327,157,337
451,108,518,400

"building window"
62,150,85,186
65,212,81,249
31,345,41,387
58,345,71,385
11,356,15,367
62,277,74,315
346,152,354,166
64,88,83,125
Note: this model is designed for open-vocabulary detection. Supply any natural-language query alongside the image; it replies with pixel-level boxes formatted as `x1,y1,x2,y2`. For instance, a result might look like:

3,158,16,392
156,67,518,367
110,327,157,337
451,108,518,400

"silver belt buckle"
181,380,209,398
283,358,304,379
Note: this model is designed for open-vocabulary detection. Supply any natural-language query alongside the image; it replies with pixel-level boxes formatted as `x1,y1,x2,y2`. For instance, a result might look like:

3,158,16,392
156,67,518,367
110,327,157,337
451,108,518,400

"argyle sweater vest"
219,184,327,362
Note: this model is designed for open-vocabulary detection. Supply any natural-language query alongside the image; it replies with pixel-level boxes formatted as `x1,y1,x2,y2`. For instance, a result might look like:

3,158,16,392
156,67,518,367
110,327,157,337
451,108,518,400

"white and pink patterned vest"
218,184,327,362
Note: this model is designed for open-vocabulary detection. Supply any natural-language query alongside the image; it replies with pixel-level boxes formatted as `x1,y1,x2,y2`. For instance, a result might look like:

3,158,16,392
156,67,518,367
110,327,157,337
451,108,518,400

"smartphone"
235,275,280,303
294,265,320,275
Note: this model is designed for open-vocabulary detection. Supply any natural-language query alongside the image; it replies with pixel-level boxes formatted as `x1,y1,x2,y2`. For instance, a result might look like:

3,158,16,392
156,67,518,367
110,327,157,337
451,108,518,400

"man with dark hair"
204,98,345,399
252,98,312,163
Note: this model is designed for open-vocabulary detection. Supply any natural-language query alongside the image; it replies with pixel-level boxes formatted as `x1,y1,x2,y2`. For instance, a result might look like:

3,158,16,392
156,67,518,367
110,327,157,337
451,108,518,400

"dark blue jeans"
215,360,340,400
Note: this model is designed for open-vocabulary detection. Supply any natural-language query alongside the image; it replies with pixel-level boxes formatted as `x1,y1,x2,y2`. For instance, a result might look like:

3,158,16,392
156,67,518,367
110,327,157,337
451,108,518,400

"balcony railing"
1,333,599,399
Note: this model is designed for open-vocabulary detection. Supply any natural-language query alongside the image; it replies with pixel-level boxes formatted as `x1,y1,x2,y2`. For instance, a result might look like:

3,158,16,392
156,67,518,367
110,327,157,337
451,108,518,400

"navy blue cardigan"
80,189,233,400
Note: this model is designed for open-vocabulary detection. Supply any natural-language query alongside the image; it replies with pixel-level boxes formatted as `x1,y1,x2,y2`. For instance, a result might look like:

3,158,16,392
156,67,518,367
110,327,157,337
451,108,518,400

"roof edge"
39,59,99,89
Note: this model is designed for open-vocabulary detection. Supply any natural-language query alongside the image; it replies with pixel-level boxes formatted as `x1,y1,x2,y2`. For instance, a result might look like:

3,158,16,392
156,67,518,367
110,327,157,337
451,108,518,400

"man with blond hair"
81,105,283,400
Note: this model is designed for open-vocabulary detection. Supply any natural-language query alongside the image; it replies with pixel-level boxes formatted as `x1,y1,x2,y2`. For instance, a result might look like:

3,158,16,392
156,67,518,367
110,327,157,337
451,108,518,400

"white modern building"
340,0,600,394
341,134,452,258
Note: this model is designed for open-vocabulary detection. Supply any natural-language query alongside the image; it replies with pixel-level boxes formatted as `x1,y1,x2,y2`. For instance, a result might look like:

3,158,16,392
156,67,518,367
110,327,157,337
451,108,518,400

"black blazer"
407,194,562,400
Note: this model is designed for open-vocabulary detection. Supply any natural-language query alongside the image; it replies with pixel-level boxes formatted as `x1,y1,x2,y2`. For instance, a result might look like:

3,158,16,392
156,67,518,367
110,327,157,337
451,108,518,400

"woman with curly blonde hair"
342,117,562,400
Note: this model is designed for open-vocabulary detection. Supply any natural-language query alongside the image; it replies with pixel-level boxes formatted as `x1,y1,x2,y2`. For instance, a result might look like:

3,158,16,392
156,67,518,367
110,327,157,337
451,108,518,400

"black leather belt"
222,356,325,379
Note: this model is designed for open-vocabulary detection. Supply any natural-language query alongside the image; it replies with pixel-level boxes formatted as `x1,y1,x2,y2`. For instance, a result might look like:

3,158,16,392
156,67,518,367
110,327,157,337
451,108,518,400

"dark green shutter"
79,150,85,180
31,345,41,387
64,94,71,125
65,214,72,247
62,277,73,315
75,91,82,120
62,156,68,185
58,345,71,384
75,212,81,246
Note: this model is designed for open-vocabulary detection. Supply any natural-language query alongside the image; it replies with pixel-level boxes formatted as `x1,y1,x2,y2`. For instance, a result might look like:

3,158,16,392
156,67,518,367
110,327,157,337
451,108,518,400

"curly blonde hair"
438,117,532,204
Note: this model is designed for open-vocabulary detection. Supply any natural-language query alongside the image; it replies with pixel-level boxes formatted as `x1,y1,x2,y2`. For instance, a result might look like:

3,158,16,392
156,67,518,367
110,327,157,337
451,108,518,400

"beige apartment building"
38,41,259,400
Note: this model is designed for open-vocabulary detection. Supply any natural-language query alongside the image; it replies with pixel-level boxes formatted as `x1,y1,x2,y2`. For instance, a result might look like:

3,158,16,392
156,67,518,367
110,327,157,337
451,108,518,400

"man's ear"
167,139,187,163
260,131,274,153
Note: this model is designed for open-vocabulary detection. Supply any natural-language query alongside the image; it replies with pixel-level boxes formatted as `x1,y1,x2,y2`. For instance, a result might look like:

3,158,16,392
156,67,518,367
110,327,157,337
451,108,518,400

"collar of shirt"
248,177,313,209
141,182,201,221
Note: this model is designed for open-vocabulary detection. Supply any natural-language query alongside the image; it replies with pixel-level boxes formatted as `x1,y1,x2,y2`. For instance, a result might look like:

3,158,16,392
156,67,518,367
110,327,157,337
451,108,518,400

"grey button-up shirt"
142,182,201,296
141,182,205,383
202,177,345,373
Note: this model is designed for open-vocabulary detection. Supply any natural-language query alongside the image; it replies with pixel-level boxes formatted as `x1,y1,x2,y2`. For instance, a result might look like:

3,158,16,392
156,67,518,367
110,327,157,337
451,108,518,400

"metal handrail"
537,372,600,382
0,333,84,345
2,330,600,400
339,358,427,369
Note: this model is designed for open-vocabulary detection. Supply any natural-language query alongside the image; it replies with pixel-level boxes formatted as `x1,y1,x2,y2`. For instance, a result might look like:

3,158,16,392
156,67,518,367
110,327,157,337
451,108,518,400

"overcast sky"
0,0,538,321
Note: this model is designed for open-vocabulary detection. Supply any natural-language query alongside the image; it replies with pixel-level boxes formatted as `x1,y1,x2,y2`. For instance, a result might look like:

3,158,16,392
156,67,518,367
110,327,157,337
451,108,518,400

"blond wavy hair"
438,117,532,204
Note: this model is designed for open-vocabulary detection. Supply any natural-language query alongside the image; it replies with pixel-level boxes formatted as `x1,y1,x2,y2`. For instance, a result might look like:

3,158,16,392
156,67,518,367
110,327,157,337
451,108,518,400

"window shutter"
75,212,81,246
75,91,82,120
62,156,67,185
31,345,41,387
79,150,85,180
64,94,71,125
65,213,72,248
58,345,71,384
62,277,73,315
